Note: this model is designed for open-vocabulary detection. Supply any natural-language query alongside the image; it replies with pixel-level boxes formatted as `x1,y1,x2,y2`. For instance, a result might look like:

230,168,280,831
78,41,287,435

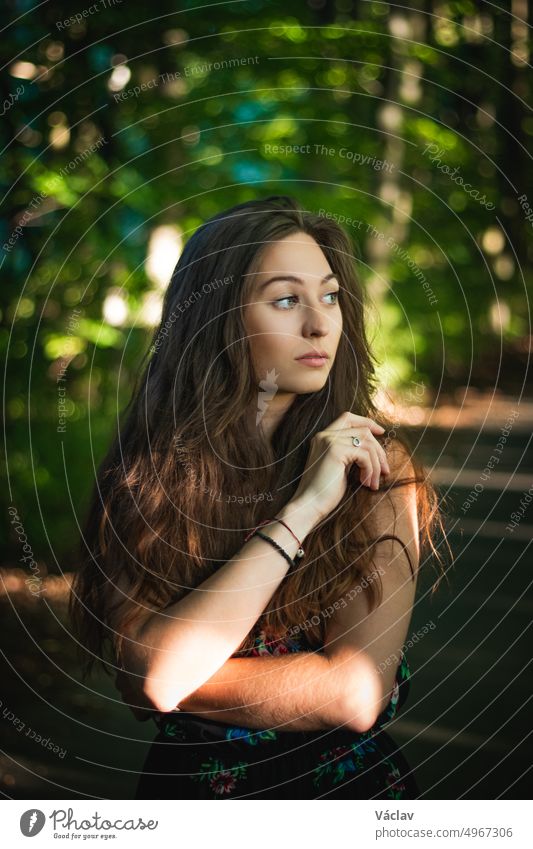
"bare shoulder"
374,436,420,579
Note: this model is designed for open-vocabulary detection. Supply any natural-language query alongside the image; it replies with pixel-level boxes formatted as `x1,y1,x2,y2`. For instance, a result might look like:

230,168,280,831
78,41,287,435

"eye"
272,291,340,310
273,295,298,310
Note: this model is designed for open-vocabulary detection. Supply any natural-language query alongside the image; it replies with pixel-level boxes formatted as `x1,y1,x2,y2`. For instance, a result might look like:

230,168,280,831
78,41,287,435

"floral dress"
135,626,419,800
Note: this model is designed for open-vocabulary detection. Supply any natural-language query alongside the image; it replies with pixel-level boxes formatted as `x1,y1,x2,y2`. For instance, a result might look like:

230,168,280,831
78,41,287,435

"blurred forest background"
1,0,531,800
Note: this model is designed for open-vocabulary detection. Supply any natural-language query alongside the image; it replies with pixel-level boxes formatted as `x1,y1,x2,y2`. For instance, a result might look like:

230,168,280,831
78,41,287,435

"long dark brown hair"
70,195,451,679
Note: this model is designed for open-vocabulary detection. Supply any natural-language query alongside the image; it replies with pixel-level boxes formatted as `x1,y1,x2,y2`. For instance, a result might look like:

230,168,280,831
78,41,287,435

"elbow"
141,672,187,715
336,670,384,733
143,690,178,715
139,638,200,714
326,651,384,733
338,691,380,733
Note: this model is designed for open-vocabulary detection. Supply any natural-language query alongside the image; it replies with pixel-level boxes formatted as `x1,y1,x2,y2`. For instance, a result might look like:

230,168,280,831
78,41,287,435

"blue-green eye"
273,292,340,310
274,296,298,310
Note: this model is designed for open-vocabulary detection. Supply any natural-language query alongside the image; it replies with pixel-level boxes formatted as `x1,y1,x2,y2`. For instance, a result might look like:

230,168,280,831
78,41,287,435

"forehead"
251,232,331,280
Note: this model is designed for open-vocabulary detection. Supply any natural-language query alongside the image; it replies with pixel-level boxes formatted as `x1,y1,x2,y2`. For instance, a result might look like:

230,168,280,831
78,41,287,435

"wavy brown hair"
69,195,451,679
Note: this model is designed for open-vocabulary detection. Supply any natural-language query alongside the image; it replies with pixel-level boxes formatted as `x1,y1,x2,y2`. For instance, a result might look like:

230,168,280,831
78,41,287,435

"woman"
70,195,448,799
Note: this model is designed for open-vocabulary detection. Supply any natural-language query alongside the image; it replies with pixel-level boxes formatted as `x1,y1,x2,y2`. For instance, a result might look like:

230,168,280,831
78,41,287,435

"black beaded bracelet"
252,529,295,569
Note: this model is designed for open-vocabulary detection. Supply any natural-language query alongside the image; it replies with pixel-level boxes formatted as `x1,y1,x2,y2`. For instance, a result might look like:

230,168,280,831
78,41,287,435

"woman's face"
242,231,343,402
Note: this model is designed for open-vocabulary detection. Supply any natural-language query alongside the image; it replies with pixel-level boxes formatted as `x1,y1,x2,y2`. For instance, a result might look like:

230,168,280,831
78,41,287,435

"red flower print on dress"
191,757,248,797
385,764,407,799
319,745,353,762
210,769,237,795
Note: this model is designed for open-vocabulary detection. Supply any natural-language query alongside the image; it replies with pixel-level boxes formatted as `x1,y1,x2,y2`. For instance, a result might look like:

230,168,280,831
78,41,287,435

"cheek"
332,307,343,337
243,304,272,335
246,306,293,340
253,330,291,361
264,318,295,351
246,312,295,365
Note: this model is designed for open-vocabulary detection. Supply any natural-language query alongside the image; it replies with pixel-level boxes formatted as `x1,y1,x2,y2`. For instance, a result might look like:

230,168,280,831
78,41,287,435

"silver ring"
352,436,361,447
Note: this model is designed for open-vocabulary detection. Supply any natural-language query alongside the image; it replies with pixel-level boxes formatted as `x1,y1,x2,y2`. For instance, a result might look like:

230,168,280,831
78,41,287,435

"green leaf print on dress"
312,735,379,788
190,757,249,796
225,726,278,744
383,762,407,799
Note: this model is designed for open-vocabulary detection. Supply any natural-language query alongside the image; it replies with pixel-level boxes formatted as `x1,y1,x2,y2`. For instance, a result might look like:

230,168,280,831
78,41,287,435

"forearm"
176,651,348,732
137,499,319,713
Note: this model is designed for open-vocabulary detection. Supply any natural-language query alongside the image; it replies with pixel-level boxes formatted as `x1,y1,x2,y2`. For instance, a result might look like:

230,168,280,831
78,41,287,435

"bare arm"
175,444,419,734
174,651,351,731
322,443,420,730
117,498,322,713
115,412,392,723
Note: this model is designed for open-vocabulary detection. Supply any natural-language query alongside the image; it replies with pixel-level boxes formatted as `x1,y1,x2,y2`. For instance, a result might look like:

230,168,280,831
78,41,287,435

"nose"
301,304,330,338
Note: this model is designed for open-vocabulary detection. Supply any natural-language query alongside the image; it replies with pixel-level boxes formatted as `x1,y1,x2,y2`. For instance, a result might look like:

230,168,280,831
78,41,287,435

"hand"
114,667,156,722
290,412,390,523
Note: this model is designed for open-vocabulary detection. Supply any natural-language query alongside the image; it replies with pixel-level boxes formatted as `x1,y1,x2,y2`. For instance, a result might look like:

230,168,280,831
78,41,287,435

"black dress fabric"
135,626,419,800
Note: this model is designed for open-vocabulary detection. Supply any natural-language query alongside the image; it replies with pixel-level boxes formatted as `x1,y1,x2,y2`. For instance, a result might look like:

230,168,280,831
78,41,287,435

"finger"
348,439,381,489
353,440,379,489
341,427,390,475
367,443,382,489
352,447,373,488
333,412,385,434
374,439,390,474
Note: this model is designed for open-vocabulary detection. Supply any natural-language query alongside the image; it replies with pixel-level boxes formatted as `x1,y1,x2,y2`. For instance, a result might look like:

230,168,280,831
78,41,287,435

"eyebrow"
258,272,338,291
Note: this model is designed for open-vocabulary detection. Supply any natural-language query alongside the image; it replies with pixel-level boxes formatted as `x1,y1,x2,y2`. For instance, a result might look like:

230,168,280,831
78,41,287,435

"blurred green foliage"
1,0,531,564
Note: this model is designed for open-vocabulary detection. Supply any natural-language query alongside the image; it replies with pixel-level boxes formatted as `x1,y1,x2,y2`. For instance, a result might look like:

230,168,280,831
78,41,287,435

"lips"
296,351,329,360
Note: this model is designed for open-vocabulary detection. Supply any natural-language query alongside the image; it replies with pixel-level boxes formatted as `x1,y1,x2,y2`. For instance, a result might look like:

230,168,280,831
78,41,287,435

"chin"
290,376,329,392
